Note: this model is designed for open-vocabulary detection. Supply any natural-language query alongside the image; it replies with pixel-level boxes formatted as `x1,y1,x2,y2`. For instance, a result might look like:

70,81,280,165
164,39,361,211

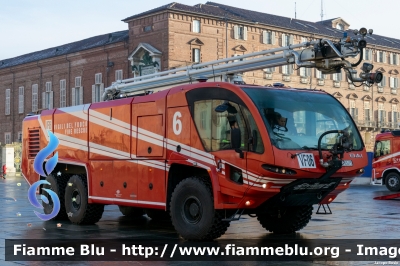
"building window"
95,73,102,84
363,48,372,61
60,79,66,107
193,20,201,33
378,103,386,123
364,101,371,121
233,54,244,62
18,131,22,142
32,84,38,112
377,51,386,63
92,73,104,103
234,25,247,40
333,72,343,81
349,100,358,120
143,25,152,32
18,86,24,114
315,69,325,79
392,104,398,124
262,31,275,44
72,76,83,106
5,88,10,115
282,65,293,75
5,132,11,144
299,67,311,77
390,77,399,89
115,70,123,81
378,76,386,88
75,76,81,87
281,34,293,46
42,82,53,109
336,23,344,30
72,87,83,106
390,53,399,65
264,67,275,73
192,48,200,63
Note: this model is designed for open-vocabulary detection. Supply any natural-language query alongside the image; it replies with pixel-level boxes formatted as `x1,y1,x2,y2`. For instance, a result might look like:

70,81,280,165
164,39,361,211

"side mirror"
235,148,244,159
215,102,238,114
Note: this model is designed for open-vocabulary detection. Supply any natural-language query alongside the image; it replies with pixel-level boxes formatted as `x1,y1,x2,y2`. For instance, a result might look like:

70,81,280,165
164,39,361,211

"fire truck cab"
372,130,400,191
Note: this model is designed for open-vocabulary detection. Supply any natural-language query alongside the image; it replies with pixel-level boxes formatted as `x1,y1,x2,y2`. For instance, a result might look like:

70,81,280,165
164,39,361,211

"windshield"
243,88,364,150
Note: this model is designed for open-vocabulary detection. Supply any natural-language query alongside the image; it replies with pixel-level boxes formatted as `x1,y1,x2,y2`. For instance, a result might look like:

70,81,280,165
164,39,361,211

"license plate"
342,160,353,166
297,153,316,168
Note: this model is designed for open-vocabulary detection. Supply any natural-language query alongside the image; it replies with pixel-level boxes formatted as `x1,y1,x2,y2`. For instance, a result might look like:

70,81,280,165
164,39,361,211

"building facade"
1,2,400,151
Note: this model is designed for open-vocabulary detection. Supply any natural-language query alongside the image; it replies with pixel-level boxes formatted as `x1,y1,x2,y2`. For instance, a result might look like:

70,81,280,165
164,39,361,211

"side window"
382,140,391,155
375,140,391,157
242,107,264,153
194,100,248,152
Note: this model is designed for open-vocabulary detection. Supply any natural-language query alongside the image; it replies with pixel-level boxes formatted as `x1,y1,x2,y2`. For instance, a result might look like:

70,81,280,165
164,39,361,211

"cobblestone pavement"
1,174,399,266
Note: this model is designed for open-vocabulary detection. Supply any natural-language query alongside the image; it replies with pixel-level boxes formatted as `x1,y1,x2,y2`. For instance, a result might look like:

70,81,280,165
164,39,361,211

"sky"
1,0,398,60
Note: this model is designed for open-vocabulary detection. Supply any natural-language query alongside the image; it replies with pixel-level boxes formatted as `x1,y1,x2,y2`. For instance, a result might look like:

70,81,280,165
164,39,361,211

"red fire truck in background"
22,28,380,240
372,130,400,191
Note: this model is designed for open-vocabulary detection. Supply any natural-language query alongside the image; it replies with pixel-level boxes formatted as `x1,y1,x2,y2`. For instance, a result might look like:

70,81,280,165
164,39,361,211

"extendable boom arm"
103,28,382,101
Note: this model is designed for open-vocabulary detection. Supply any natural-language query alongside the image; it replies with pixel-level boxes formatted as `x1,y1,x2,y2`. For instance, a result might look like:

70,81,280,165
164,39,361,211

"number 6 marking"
173,112,182,135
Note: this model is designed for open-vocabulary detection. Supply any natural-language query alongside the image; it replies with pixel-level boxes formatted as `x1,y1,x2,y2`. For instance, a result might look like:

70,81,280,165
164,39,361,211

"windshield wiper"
305,144,333,150
302,146,319,150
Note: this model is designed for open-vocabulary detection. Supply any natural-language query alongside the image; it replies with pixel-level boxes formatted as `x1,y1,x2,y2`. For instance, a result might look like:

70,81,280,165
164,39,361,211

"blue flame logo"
28,130,61,221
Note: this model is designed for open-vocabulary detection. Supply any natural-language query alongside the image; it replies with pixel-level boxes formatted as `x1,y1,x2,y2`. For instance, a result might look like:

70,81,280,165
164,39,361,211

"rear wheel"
170,177,230,240
118,206,144,218
64,174,104,224
385,172,400,192
42,174,68,220
256,205,313,234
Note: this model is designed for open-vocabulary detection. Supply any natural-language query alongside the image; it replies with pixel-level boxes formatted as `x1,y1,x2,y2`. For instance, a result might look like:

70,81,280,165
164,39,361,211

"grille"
28,128,40,158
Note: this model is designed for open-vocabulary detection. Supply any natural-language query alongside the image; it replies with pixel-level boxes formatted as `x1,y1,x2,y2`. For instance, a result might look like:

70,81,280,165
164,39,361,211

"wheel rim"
182,196,202,224
71,189,81,211
388,176,399,187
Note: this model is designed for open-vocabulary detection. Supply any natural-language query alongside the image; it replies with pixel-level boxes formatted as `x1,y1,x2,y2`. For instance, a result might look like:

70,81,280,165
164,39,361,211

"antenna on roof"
320,0,324,21
295,2,297,19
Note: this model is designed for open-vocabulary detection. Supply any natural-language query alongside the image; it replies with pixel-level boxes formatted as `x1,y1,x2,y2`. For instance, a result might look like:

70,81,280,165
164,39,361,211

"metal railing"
356,120,376,128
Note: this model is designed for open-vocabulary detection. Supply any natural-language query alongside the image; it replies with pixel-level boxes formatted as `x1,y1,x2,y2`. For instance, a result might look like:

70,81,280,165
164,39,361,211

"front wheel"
170,177,230,240
64,174,104,224
256,205,313,234
385,173,400,192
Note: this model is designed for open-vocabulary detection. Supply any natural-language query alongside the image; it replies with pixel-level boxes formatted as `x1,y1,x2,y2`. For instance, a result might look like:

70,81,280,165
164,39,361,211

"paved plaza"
1,174,399,266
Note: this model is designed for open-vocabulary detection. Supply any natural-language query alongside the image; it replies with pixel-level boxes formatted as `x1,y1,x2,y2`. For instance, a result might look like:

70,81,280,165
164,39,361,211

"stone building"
1,1,399,151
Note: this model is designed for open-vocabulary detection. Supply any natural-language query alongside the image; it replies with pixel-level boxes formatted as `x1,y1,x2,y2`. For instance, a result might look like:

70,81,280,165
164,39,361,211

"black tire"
118,206,144,218
42,173,68,220
170,177,230,240
256,205,313,234
145,209,170,221
64,174,104,224
385,172,400,192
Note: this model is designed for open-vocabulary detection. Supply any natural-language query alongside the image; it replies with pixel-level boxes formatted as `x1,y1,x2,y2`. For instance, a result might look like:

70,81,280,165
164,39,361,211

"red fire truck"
372,130,400,191
22,28,380,240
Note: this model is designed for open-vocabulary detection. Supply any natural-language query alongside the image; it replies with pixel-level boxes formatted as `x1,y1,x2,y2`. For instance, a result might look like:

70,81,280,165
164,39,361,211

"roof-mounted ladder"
102,28,382,101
